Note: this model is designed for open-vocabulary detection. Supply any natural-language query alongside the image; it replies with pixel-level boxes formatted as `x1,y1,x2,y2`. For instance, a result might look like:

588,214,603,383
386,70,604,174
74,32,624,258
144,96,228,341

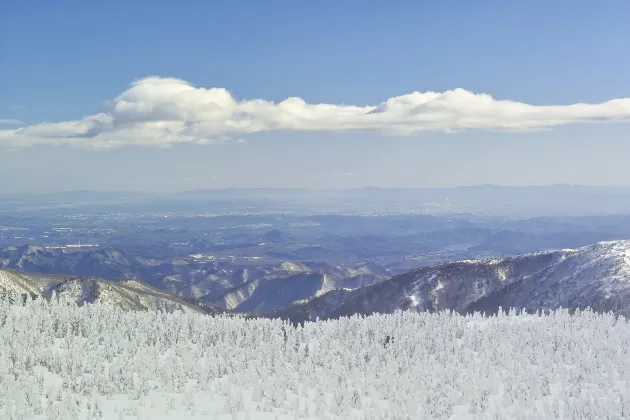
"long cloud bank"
2,76,630,149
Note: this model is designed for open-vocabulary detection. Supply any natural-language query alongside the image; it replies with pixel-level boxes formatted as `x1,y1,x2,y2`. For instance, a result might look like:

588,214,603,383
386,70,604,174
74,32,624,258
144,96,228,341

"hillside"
7,240,630,322
0,269,222,314
272,240,630,322
0,246,388,311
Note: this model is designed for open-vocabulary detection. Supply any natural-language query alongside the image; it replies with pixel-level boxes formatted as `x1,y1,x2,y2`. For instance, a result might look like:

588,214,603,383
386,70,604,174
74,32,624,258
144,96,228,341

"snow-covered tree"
1,293,630,419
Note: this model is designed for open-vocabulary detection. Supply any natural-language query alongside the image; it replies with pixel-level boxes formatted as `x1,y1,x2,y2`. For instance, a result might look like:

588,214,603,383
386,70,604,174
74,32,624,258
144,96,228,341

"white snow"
1,296,630,419
293,240,630,320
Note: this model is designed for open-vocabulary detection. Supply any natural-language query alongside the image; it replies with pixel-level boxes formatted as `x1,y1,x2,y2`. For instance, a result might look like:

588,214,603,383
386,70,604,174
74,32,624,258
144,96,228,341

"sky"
2,0,630,193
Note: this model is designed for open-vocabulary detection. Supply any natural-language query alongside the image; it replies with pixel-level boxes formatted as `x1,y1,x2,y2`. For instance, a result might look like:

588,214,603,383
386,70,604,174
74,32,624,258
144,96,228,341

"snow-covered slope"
3,300,630,419
0,245,388,309
213,272,339,312
0,269,220,314
273,240,630,322
211,268,386,312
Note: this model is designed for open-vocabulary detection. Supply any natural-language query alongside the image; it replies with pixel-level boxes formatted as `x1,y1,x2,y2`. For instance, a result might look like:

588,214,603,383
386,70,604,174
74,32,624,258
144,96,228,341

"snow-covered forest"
1,295,629,419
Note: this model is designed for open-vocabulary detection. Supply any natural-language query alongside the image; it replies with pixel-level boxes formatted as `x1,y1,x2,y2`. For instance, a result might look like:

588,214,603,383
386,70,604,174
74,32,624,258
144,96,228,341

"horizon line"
4,183,630,196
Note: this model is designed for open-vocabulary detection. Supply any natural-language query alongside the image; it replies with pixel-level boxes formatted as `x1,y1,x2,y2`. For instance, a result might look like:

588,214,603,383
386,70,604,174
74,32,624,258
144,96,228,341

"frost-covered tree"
2,294,630,419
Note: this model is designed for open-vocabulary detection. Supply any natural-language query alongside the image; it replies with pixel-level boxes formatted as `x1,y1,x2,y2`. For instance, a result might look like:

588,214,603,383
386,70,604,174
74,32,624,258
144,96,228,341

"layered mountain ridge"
4,241,630,321
271,240,630,322
0,245,388,312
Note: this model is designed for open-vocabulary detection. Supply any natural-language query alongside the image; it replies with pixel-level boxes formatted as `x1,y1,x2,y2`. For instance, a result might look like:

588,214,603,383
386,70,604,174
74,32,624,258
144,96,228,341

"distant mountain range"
271,240,630,322
4,241,630,322
0,244,388,312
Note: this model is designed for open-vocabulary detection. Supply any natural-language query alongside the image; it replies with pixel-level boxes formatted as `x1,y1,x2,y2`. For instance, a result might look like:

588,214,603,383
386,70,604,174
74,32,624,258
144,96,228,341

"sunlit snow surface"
2,297,630,419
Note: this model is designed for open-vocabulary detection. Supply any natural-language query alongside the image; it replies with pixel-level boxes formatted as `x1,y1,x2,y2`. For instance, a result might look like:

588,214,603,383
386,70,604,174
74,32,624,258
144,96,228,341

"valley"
5,189,630,321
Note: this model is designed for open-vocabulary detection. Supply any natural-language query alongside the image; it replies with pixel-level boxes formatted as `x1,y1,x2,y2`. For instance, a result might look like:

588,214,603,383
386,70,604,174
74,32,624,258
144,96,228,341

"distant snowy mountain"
7,240,630,322
209,261,387,312
272,240,630,322
213,272,336,312
0,269,222,314
0,245,388,311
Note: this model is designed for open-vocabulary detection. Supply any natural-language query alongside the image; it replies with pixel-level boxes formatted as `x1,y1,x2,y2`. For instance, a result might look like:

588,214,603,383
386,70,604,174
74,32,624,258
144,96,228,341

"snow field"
1,295,630,419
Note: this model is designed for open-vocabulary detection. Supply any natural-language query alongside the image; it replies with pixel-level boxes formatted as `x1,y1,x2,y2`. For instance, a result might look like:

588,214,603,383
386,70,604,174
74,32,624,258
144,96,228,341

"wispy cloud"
2,76,630,149
179,176,219,183
0,119,24,126
312,172,358,179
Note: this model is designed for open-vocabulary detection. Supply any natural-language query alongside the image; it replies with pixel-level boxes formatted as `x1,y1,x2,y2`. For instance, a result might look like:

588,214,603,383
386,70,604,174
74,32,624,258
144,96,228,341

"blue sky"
2,0,630,192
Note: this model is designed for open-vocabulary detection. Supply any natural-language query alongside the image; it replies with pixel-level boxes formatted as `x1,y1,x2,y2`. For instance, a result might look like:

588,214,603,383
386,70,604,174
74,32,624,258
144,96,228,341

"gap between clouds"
1,76,630,149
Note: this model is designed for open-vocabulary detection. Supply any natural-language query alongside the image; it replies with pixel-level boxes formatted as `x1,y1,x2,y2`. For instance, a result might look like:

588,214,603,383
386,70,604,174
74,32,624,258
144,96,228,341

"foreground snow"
1,296,630,419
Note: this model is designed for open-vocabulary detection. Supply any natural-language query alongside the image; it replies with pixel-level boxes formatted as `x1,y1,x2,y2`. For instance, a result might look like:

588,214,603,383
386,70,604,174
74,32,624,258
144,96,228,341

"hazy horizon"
6,183,630,196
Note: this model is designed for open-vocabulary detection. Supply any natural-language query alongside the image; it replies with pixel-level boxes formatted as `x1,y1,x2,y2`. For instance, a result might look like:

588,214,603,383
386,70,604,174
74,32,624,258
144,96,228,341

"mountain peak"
276,261,308,272
17,244,47,255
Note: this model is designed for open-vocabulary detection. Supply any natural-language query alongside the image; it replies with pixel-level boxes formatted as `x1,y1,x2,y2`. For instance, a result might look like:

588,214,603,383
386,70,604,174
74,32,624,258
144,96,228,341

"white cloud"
2,76,630,149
